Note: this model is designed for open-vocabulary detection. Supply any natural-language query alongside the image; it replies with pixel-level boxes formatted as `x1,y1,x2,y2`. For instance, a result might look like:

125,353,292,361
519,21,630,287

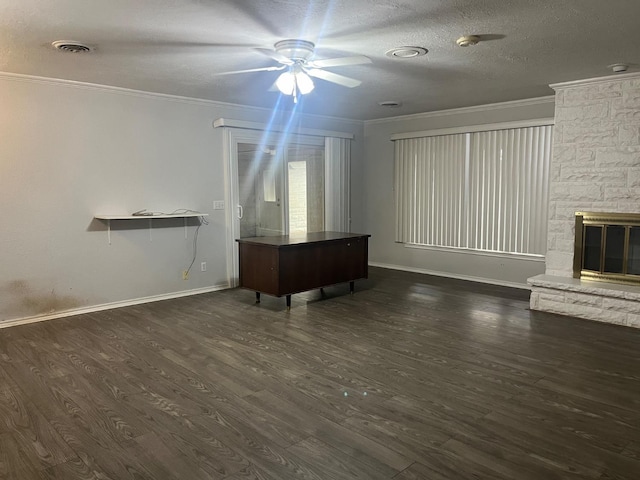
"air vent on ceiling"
51,41,92,53
385,47,427,59
378,101,402,108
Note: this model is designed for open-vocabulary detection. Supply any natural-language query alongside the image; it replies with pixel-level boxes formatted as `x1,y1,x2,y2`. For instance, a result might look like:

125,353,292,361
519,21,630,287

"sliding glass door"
231,131,325,240
286,143,325,234
222,127,351,287
237,142,285,238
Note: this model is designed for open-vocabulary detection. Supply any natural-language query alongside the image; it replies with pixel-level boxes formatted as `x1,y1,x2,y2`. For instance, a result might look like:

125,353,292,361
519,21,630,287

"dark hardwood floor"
1,266,640,479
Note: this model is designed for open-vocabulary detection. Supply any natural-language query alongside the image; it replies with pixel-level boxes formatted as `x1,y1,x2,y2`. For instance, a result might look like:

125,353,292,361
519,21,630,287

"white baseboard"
368,262,531,290
0,284,230,330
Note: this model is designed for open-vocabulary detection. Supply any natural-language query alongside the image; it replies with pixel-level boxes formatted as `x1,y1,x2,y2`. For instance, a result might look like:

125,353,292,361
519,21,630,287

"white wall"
0,73,363,324
362,98,556,287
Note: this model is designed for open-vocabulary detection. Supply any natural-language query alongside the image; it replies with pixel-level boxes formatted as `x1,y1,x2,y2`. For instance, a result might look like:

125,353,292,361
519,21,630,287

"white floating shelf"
94,213,208,244
95,213,208,220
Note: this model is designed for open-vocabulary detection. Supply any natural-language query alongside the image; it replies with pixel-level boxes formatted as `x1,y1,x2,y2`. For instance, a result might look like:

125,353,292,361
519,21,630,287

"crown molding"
550,71,640,90
0,71,270,109
364,95,555,126
0,71,363,126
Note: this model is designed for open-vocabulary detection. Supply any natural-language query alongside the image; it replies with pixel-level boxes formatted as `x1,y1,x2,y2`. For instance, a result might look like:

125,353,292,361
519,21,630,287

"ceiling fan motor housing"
275,39,315,63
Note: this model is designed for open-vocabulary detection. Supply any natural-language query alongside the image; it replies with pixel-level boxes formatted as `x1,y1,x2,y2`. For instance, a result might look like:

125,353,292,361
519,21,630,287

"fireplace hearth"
574,212,640,286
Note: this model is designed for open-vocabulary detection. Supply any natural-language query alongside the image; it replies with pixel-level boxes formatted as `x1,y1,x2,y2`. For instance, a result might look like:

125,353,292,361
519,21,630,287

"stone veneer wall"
529,72,640,328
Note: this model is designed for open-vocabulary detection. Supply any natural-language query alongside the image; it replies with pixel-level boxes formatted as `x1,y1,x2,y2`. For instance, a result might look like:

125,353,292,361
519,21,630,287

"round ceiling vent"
385,47,428,59
51,41,92,53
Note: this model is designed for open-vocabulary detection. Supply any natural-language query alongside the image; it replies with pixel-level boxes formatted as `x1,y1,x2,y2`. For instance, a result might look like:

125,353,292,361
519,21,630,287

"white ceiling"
1,0,638,121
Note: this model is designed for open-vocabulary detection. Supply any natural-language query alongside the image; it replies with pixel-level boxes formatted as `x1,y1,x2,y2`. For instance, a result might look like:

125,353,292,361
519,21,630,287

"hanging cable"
184,215,209,277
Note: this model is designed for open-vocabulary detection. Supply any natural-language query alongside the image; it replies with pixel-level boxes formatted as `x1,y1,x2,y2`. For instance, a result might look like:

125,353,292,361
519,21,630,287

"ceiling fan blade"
306,68,362,88
214,65,285,76
254,48,294,65
307,55,372,68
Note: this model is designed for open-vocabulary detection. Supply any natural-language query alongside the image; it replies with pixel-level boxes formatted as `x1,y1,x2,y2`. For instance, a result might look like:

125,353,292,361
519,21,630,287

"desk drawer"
279,238,368,293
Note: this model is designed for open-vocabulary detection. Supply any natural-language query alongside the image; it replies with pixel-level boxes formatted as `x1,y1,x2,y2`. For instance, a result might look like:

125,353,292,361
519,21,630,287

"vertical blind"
395,125,553,255
395,135,467,246
325,137,351,232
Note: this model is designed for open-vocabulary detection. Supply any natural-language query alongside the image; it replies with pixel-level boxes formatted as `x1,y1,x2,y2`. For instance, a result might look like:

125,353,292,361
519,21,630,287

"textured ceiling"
1,0,638,120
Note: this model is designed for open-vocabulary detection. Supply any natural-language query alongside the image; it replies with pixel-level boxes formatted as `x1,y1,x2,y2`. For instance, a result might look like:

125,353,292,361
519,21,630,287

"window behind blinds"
394,124,553,256
395,134,467,247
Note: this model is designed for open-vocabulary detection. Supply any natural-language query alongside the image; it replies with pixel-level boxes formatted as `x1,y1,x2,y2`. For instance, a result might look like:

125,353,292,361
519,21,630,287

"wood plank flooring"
1,266,640,479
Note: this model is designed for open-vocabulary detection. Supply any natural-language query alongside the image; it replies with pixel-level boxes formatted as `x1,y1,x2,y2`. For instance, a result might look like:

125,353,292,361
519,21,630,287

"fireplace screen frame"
574,211,640,285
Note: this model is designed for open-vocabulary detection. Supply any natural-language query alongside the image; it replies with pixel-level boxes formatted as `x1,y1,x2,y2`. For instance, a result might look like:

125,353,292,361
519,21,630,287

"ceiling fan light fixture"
274,39,315,63
276,71,296,95
276,68,315,99
224,38,363,97
296,71,315,94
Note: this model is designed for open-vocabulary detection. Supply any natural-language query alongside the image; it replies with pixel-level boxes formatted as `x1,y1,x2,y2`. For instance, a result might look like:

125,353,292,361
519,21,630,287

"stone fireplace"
528,72,640,328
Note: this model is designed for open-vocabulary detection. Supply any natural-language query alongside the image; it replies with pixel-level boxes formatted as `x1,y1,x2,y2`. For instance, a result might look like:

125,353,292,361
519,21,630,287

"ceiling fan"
216,39,371,102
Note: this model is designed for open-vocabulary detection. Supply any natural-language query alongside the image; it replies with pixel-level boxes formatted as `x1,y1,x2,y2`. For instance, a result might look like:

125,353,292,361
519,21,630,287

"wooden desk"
236,231,370,309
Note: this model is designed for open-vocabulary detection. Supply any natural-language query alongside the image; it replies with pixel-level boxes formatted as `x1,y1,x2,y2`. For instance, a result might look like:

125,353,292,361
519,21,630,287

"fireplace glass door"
583,226,602,272
628,227,640,275
604,226,625,273
574,212,640,285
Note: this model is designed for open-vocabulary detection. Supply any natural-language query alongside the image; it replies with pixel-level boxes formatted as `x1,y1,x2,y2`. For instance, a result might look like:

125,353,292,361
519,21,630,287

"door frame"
223,127,324,286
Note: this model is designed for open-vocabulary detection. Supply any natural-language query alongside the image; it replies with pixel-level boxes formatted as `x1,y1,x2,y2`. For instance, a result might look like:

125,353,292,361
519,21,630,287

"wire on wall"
127,208,209,277
184,213,209,278
131,208,206,216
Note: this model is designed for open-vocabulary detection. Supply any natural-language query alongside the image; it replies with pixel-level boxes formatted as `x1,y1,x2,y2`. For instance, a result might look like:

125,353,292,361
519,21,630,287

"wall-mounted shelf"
94,213,208,244
95,213,207,220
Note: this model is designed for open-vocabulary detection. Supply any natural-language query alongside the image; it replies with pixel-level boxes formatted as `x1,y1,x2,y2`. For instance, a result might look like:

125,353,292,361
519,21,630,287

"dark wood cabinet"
236,231,370,308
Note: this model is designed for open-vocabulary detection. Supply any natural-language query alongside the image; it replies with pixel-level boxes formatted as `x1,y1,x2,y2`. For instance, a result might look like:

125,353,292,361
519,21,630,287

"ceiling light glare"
385,47,428,59
296,72,315,94
276,69,315,97
276,71,296,95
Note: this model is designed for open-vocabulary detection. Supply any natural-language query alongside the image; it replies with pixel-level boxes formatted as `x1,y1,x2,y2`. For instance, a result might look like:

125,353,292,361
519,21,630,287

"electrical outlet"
182,270,189,280
213,200,225,210
201,262,207,272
